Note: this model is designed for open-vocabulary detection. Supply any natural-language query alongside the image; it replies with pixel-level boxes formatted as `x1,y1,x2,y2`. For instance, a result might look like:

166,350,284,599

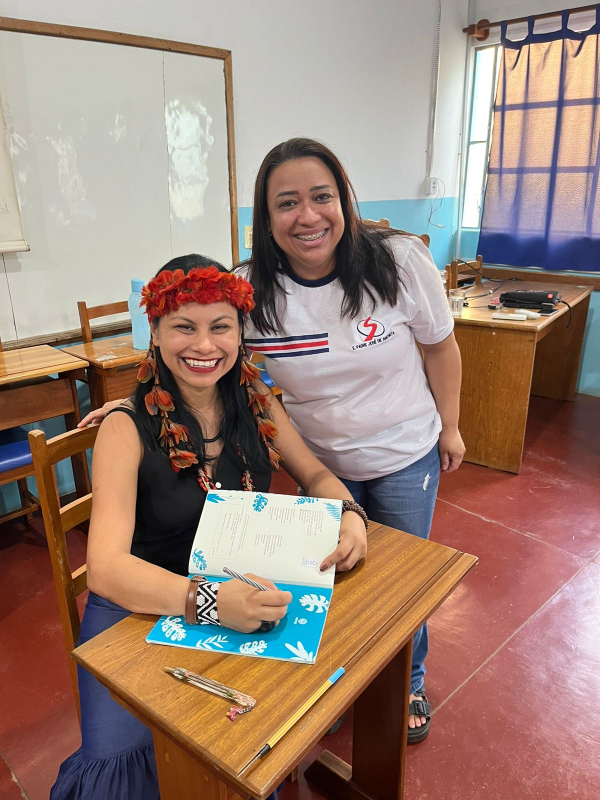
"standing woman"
81,139,464,741
240,138,465,742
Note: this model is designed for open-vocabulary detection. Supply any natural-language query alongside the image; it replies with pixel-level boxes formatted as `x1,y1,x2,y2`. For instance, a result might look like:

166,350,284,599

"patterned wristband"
195,579,222,626
341,499,369,531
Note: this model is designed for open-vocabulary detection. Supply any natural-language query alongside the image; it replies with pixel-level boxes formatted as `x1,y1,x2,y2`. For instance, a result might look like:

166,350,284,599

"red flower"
145,386,175,415
257,416,278,440
142,266,255,320
145,389,159,416
136,356,155,384
169,448,198,472
240,359,260,385
166,419,189,445
267,444,282,470
155,387,175,412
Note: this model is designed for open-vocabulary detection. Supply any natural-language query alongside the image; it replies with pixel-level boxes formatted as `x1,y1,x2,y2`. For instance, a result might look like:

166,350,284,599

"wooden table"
62,334,144,409
454,281,592,474
0,344,90,493
74,524,477,800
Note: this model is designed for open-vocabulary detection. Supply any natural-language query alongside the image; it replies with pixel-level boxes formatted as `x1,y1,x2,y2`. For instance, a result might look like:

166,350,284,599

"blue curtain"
479,8,600,271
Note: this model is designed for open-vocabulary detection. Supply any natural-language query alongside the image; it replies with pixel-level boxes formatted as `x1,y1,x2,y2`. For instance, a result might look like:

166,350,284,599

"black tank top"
109,408,271,576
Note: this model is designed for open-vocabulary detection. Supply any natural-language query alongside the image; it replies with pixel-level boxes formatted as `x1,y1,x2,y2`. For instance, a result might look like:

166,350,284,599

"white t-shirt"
243,236,454,481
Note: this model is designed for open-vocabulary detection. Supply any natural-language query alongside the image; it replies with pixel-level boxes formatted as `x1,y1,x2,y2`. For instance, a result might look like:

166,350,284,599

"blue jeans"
339,443,440,694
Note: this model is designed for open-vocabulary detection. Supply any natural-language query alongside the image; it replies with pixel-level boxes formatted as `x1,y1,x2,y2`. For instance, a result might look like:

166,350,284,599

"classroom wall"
0,0,468,297
0,0,470,513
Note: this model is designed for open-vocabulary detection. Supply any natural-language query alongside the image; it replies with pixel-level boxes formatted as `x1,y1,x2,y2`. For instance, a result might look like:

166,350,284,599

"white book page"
188,491,341,589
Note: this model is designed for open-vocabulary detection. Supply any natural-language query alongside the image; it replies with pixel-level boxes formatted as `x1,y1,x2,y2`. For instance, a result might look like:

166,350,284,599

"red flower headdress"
136,266,281,491
141,266,255,320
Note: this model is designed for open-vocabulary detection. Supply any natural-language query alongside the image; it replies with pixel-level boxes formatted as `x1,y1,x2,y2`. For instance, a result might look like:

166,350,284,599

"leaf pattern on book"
195,634,229,650
206,493,226,503
324,502,341,521
239,639,267,655
191,549,207,570
299,593,330,613
284,641,314,663
295,496,318,504
252,494,269,512
161,616,187,642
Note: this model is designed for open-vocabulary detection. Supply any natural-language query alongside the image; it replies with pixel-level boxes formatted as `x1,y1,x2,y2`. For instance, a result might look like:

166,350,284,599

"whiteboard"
0,29,234,341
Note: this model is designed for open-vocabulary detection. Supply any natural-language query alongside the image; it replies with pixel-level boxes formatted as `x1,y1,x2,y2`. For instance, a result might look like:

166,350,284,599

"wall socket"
244,225,253,249
424,176,439,196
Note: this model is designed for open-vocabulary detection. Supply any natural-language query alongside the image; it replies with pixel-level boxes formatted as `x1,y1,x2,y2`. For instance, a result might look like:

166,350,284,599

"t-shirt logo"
357,316,385,342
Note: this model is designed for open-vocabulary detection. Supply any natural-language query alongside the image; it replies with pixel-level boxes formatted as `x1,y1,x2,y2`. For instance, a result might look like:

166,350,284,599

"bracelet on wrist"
184,575,205,625
194,579,221,626
341,499,369,531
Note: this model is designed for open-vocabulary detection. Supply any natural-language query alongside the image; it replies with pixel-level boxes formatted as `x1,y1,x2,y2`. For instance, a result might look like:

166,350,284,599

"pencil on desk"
238,667,345,775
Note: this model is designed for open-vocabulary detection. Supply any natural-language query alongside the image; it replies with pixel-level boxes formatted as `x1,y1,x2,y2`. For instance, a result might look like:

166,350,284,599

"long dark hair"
240,137,408,335
131,254,271,474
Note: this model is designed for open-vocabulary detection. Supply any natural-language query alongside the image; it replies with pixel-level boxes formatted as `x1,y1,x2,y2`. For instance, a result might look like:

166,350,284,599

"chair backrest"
28,425,99,716
363,217,391,228
363,220,430,249
446,255,483,293
77,300,129,343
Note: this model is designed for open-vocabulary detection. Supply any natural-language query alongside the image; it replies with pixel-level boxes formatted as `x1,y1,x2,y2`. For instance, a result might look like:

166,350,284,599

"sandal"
407,686,431,744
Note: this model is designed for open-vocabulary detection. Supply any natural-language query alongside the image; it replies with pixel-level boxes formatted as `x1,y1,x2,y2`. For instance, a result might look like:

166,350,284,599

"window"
460,45,500,231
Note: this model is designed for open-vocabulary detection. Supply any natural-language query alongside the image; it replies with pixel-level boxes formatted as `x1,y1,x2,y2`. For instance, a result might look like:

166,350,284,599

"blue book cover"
146,491,341,664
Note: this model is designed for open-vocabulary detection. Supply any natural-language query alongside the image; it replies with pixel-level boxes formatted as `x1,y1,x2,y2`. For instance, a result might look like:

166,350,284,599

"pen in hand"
222,567,276,633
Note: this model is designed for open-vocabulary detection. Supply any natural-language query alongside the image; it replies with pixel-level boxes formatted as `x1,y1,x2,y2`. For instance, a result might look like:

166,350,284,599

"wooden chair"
446,255,483,295
78,300,129,343
0,336,39,527
363,219,430,249
363,217,391,228
28,425,99,717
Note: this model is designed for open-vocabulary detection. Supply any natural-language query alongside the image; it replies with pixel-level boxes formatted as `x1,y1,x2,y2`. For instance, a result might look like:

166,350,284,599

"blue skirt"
51,592,158,799
51,592,280,800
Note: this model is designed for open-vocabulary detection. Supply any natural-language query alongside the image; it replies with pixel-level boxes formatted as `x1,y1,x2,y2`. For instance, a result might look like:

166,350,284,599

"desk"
454,281,592,473
0,344,90,493
62,335,143,409
74,524,477,800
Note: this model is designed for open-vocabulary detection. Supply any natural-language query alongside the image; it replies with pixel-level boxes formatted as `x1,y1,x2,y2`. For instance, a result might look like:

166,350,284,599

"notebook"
146,490,341,663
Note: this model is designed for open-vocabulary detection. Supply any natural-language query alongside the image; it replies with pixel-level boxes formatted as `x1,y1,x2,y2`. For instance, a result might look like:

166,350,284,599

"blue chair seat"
0,427,33,474
254,361,275,388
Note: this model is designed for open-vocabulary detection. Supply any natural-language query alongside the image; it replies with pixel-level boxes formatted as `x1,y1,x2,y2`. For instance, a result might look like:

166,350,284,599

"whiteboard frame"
0,15,239,264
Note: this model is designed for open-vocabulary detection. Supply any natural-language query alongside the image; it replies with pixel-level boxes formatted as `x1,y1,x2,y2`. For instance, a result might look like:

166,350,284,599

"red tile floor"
1,394,599,800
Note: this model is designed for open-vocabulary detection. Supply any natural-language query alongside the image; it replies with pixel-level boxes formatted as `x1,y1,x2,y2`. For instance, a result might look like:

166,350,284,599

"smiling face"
151,301,241,401
266,157,345,280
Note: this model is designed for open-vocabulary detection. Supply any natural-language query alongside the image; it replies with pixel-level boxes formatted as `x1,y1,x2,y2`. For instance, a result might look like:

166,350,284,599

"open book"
146,491,341,663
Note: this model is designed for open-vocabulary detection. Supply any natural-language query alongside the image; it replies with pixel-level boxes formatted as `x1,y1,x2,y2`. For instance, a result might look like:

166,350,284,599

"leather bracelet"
184,575,205,625
341,499,369,531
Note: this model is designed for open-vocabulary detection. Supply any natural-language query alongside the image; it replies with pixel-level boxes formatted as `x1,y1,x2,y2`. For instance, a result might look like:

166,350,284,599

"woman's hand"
438,426,465,473
78,398,125,428
320,512,367,573
216,574,292,633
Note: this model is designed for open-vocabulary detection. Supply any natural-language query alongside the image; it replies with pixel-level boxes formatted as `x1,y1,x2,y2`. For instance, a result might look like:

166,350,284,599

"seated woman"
51,254,368,800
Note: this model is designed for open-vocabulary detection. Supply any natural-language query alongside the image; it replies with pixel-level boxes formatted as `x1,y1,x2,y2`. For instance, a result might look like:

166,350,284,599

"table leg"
305,639,413,800
531,295,591,401
87,368,109,410
63,376,91,496
455,325,537,473
153,728,244,800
